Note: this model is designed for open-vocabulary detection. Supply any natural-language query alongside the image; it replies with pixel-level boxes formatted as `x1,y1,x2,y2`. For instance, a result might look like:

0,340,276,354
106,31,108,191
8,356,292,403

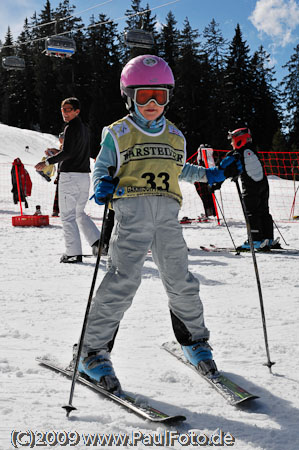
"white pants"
83,196,210,355
58,172,100,256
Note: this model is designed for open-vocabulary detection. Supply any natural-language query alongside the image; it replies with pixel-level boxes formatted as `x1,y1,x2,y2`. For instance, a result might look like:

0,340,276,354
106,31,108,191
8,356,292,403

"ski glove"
92,175,119,205
219,154,243,178
206,155,242,186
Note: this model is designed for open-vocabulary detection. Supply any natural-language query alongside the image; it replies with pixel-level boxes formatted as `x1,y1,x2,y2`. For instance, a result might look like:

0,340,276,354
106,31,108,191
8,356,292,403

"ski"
162,342,258,406
36,357,186,424
200,244,299,256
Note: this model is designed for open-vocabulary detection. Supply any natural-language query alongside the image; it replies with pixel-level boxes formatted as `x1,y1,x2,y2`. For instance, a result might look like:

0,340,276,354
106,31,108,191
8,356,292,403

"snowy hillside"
1,124,299,450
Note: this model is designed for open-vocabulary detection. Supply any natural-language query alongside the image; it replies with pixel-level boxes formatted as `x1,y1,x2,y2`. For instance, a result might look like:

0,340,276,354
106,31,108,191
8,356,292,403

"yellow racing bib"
108,116,186,204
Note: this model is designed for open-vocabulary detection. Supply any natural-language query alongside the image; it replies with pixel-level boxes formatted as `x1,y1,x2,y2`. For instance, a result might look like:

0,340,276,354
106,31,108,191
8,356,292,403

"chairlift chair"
2,56,25,70
124,29,154,49
45,36,76,58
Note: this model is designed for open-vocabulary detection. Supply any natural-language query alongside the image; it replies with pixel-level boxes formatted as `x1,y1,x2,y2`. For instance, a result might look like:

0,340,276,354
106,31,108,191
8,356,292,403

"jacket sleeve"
47,125,73,165
179,162,208,183
93,128,117,191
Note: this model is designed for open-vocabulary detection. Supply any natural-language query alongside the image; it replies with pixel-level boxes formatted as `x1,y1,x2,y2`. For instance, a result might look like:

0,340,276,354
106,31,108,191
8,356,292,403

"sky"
1,0,299,83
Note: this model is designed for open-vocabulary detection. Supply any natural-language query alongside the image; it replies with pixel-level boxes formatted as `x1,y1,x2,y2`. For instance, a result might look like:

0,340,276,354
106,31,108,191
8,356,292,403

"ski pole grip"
107,166,118,202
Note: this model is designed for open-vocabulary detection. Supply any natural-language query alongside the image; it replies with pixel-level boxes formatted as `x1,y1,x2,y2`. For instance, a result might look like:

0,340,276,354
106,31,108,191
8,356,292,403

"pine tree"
272,129,288,151
15,19,40,128
29,0,59,132
203,19,227,71
223,24,253,133
281,44,299,150
250,46,281,150
0,27,23,126
171,18,209,155
32,0,83,133
123,0,158,60
85,13,124,157
202,19,228,148
156,11,180,69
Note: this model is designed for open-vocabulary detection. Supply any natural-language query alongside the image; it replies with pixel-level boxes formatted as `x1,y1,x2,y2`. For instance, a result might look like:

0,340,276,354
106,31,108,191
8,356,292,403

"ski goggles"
133,87,170,107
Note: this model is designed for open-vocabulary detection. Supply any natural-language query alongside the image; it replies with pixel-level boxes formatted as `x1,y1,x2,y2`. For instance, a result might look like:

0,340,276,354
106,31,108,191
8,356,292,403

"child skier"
227,128,280,250
78,55,242,393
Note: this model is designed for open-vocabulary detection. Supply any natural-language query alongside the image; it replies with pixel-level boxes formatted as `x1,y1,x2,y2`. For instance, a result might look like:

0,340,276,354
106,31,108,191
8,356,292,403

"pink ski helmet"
120,54,175,110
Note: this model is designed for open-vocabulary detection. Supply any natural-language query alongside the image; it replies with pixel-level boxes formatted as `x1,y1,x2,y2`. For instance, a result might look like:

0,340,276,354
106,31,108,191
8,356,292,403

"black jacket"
47,116,91,173
227,145,268,195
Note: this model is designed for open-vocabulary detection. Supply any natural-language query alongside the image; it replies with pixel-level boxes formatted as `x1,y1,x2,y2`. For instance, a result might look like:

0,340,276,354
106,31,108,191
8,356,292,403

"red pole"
201,149,220,225
14,162,23,216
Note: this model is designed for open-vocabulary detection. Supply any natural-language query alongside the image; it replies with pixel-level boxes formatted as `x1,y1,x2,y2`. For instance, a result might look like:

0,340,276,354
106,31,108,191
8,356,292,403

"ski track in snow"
0,123,299,449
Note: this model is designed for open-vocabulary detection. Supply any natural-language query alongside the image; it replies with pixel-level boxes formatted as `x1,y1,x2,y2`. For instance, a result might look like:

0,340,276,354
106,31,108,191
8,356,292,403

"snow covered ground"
1,123,299,450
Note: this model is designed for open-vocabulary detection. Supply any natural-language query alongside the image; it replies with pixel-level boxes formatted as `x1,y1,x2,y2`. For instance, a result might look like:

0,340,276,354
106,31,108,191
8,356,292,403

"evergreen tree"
203,18,227,71
281,44,299,150
30,0,60,132
123,0,157,60
85,13,124,157
52,0,83,104
250,46,281,150
0,28,26,127
272,128,288,152
15,19,40,129
223,24,253,133
268,128,288,176
156,11,180,69
202,19,228,148
171,18,210,155
32,0,83,133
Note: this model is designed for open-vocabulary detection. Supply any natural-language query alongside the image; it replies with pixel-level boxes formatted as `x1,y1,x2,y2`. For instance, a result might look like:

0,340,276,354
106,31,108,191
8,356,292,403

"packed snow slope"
0,123,299,450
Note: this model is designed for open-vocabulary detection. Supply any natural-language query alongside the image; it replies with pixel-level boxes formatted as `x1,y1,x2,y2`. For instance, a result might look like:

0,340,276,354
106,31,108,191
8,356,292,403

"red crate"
12,215,50,227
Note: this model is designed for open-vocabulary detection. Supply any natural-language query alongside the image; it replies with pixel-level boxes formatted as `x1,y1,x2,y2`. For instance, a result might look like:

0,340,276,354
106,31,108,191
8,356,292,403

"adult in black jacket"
227,127,279,250
35,97,100,263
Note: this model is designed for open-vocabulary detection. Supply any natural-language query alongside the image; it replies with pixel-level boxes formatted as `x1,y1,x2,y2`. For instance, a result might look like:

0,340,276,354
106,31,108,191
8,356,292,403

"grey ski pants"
83,196,210,355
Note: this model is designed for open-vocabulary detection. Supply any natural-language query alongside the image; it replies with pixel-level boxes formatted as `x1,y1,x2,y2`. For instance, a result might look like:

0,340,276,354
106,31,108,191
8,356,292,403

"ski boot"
78,351,123,395
92,240,109,257
182,340,218,377
268,237,281,249
237,240,264,251
92,240,100,257
259,238,281,251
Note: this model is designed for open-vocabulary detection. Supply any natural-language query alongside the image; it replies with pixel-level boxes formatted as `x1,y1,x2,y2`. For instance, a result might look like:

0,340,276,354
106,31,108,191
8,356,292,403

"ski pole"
290,185,299,220
210,186,240,254
234,178,275,373
62,167,116,416
273,219,289,246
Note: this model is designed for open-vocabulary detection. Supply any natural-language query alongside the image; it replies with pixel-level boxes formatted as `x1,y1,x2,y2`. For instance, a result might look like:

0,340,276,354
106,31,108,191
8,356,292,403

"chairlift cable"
88,0,180,29
0,0,180,50
27,0,113,32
